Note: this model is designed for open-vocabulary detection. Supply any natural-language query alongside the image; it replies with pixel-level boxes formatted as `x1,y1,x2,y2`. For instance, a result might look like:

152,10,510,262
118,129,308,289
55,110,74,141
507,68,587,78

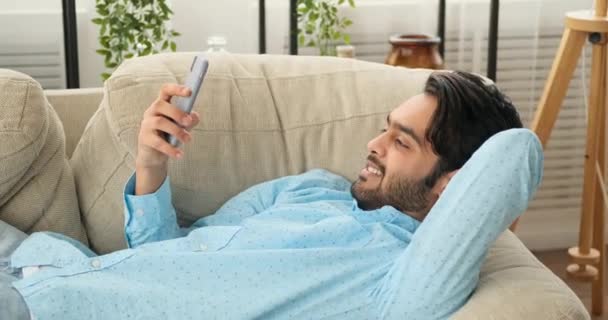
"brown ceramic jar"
385,34,444,69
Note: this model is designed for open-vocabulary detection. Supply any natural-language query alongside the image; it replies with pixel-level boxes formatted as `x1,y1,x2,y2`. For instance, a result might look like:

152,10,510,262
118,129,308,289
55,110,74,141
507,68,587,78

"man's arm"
123,171,186,248
123,83,200,248
124,168,343,247
374,129,543,319
123,169,281,248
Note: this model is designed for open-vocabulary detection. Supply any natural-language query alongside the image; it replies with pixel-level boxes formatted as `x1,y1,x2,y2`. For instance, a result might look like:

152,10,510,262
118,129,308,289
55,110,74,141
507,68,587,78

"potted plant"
92,0,181,80
297,0,356,56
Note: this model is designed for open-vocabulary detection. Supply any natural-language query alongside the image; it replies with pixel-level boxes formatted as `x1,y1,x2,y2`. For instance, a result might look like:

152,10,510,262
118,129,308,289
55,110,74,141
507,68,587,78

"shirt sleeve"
374,128,544,319
123,172,187,248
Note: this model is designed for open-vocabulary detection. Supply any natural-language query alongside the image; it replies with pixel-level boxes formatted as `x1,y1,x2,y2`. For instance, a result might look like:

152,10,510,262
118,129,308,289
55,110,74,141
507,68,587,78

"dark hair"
422,71,523,187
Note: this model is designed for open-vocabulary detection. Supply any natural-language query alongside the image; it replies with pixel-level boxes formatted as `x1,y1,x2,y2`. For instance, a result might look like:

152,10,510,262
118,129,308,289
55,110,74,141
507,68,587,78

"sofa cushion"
70,52,431,253
0,69,87,244
452,230,588,319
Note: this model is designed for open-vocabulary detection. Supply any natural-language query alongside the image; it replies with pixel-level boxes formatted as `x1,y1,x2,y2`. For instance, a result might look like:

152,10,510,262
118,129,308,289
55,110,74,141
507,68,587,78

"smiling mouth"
360,158,384,180
364,165,382,176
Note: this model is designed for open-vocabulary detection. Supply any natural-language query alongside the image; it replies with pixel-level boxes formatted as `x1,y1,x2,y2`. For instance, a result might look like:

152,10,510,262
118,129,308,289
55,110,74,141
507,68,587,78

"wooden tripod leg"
579,35,607,260
591,103,606,316
509,27,587,231
591,39,607,316
529,28,587,146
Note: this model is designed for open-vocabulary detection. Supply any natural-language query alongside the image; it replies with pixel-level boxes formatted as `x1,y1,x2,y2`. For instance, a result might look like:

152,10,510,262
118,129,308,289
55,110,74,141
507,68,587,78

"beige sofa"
0,52,589,319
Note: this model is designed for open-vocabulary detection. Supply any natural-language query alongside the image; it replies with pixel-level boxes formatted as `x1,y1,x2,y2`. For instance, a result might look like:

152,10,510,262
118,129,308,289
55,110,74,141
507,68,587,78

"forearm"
123,171,185,248
135,162,167,196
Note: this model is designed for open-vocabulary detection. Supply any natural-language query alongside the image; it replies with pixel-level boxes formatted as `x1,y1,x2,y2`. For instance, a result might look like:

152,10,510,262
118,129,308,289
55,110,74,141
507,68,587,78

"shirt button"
199,244,208,251
135,208,145,217
90,259,102,269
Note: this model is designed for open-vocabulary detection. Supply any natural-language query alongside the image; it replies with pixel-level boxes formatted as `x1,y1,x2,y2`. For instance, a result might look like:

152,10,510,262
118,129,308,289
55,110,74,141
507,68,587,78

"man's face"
351,94,443,219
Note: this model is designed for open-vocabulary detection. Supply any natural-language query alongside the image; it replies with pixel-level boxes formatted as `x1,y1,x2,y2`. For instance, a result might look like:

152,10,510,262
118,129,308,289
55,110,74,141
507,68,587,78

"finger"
149,99,193,127
143,133,184,159
145,116,192,145
158,83,191,102
185,111,201,131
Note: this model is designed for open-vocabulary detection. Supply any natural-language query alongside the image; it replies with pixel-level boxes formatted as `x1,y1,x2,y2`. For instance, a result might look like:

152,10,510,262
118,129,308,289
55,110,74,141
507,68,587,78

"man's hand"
135,84,201,195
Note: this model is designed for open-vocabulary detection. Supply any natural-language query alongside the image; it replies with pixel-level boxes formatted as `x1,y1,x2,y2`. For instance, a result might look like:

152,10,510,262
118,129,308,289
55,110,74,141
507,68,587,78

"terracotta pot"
385,34,444,69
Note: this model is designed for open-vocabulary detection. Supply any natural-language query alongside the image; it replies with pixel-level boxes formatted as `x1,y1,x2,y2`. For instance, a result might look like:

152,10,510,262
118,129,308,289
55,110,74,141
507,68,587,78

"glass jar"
206,36,228,52
385,34,443,69
336,45,355,58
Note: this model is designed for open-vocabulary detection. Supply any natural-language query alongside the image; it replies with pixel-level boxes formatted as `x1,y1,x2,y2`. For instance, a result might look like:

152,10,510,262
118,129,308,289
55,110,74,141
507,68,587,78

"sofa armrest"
45,88,103,158
452,230,589,320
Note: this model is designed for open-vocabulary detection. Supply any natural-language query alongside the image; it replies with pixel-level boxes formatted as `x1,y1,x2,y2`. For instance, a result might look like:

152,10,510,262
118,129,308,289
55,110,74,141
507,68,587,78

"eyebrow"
386,114,423,146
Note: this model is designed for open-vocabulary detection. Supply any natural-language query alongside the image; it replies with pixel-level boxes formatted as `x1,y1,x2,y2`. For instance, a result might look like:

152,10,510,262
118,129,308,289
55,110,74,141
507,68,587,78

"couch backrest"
45,88,103,158
70,52,433,253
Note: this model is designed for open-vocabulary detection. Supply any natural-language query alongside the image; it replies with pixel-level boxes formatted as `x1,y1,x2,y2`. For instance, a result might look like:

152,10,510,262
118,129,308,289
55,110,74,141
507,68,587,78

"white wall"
76,0,106,88
0,0,60,10
1,0,591,88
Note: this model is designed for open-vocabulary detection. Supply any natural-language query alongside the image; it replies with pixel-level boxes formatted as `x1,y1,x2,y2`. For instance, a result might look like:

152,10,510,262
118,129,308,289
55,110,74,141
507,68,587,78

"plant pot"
385,34,444,69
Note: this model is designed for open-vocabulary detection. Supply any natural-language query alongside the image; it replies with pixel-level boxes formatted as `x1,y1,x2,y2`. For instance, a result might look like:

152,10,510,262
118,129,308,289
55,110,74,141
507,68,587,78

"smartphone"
165,55,209,147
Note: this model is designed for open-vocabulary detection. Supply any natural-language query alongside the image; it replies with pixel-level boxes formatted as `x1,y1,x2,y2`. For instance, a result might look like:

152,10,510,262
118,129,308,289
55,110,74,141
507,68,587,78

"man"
0,71,542,319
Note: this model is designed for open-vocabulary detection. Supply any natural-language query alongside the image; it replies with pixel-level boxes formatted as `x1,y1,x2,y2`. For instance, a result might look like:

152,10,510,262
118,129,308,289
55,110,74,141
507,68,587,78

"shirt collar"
351,199,421,232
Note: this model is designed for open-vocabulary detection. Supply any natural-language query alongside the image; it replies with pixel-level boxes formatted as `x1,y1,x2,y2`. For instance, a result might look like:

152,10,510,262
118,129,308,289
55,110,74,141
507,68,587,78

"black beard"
350,172,434,214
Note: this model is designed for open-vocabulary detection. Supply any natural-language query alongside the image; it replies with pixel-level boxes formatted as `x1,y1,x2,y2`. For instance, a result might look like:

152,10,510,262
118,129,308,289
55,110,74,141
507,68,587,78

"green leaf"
343,34,351,44
159,1,169,13
159,1,173,15
162,40,169,50
298,34,305,45
348,0,355,7
96,4,109,16
306,40,316,47
96,49,111,55
124,53,134,59
92,17,104,25
100,36,110,47
101,72,111,80
170,41,177,51
171,30,181,37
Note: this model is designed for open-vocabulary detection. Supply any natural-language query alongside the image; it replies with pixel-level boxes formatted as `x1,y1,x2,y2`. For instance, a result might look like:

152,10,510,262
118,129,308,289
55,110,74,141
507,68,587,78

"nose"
367,131,387,157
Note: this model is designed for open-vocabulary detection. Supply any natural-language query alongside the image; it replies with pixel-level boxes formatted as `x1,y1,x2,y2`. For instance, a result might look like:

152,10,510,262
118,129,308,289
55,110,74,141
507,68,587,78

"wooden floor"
534,247,608,319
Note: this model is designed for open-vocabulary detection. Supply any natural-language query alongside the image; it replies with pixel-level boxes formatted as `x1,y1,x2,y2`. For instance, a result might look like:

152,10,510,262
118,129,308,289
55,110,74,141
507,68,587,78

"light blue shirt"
10,129,543,320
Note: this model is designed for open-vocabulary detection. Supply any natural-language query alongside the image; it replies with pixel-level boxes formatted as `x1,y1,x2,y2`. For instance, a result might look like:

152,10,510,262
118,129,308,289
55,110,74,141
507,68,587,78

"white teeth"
367,166,382,176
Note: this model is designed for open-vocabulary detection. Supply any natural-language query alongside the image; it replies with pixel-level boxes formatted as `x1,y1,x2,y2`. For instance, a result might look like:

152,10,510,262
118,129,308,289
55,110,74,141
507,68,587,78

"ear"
433,170,459,197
